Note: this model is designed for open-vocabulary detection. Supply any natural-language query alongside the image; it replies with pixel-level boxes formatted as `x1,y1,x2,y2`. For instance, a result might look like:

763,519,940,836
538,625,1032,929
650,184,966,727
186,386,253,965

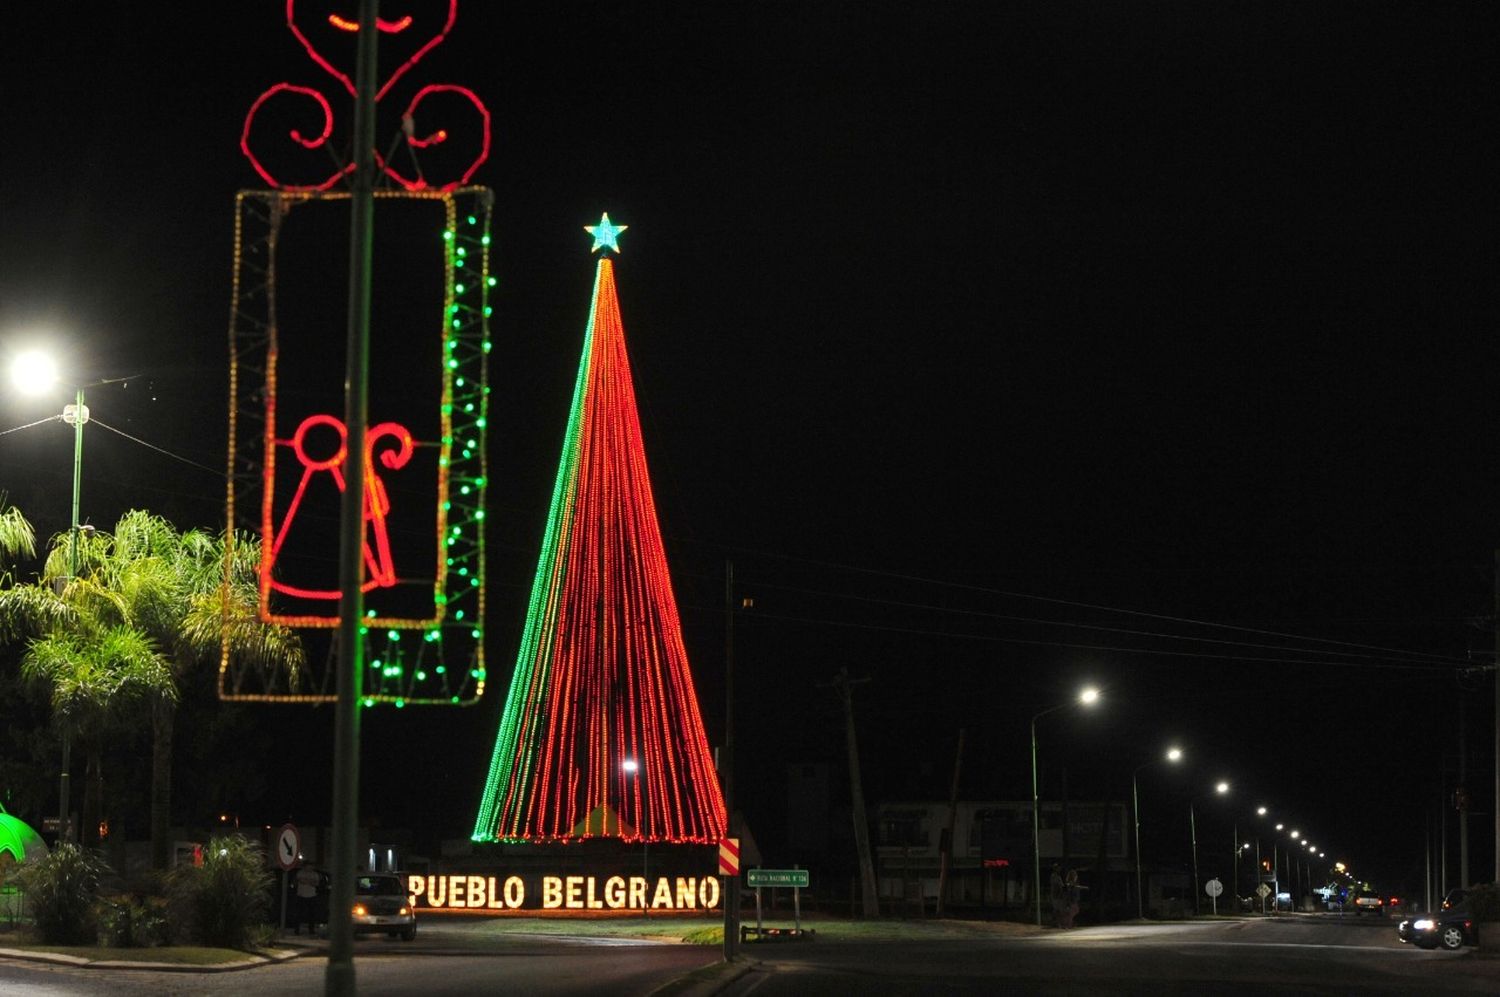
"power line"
90,419,224,477
741,577,1472,669
713,545,1473,666
739,607,1465,673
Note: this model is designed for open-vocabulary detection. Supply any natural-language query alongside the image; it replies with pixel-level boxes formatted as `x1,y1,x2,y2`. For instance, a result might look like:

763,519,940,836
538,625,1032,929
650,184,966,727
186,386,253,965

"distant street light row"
1030,682,1342,923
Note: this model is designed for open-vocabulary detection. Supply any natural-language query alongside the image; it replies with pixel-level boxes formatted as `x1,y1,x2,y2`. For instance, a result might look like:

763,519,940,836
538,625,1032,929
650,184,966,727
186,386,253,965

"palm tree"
64,511,304,869
4,509,303,866
0,499,36,573
20,625,174,847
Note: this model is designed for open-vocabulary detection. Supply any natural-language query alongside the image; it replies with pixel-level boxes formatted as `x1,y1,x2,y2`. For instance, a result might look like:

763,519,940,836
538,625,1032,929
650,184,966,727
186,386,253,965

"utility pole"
828,668,880,916
935,728,965,916
326,1,377,993
722,560,739,960
1493,548,1499,886
1458,697,1469,887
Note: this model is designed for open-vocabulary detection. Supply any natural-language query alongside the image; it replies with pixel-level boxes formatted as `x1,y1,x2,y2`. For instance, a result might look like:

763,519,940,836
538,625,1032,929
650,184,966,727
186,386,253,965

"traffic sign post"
1205,877,1223,916
719,839,740,961
1256,881,1272,915
276,824,301,933
743,868,813,942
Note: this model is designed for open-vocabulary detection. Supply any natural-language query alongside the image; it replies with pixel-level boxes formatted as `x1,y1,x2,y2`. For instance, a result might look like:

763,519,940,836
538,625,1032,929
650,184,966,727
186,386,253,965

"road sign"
747,868,809,889
1256,883,1272,899
275,823,300,871
1205,878,1223,898
719,838,741,876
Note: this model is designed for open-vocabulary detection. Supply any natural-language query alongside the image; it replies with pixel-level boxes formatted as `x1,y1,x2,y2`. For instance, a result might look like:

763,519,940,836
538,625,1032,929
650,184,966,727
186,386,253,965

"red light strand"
473,258,727,843
243,1,487,192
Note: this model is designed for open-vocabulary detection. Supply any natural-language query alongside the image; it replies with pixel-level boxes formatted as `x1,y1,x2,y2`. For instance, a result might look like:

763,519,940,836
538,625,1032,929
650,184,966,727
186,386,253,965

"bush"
99,893,170,947
15,843,109,944
170,835,273,949
1468,882,1500,921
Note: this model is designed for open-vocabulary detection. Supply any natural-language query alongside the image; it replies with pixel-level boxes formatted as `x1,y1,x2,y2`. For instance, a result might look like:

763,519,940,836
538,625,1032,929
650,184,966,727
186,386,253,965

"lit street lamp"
1031,685,1100,927
1132,745,1182,919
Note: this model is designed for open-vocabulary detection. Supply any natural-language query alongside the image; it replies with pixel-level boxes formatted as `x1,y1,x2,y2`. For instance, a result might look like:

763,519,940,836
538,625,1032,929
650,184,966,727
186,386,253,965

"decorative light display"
473,219,727,844
242,1,489,193
222,187,492,705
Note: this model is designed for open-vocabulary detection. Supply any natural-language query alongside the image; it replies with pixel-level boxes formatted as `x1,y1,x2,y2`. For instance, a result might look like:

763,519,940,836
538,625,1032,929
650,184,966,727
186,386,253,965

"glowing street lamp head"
1290,830,1300,839
621,758,639,774
10,350,58,395
1276,823,1284,831
1215,781,1229,795
1078,686,1100,706
1256,806,1267,816
1166,747,1183,763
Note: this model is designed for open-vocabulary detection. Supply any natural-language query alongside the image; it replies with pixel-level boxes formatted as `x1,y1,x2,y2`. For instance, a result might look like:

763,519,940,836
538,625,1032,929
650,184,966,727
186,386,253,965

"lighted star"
585,212,627,253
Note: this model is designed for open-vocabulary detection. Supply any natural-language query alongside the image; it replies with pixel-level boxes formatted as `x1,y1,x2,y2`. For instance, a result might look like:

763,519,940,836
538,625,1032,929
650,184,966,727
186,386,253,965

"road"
1,914,1495,995
724,915,1499,995
0,926,719,996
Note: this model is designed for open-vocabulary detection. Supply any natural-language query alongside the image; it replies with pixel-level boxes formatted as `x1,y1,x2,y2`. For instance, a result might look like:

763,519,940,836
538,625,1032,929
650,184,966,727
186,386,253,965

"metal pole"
936,728,964,916
325,1,377,993
1459,699,1469,886
1493,548,1499,886
1190,802,1200,916
1031,718,1042,926
54,385,85,843
1132,771,1143,920
1255,838,1262,914
722,560,738,960
1232,821,1238,908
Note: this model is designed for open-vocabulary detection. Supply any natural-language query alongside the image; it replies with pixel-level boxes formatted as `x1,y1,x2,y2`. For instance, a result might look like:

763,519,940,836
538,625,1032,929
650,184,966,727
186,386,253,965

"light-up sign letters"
407,873,721,913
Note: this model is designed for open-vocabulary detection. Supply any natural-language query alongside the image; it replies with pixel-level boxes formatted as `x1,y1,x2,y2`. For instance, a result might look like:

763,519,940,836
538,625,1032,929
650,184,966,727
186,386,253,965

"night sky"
1,2,1495,894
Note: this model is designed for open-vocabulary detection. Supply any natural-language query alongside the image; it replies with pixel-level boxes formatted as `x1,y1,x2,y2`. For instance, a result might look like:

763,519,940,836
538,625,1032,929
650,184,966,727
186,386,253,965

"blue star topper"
585,212,627,253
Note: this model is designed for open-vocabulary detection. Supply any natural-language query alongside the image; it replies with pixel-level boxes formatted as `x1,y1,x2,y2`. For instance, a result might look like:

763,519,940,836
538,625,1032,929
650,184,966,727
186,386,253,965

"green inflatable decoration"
0,802,48,864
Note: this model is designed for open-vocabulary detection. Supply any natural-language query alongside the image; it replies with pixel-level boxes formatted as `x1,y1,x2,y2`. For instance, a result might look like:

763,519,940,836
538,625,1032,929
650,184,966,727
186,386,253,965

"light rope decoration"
473,218,726,843
241,1,490,192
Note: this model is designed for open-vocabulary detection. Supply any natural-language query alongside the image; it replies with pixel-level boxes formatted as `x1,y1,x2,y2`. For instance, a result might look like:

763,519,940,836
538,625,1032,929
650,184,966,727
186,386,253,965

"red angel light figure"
268,414,414,600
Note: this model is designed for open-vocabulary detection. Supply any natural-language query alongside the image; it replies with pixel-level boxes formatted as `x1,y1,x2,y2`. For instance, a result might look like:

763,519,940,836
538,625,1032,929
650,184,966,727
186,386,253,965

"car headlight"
353,903,368,917
399,906,410,916
1413,918,1435,931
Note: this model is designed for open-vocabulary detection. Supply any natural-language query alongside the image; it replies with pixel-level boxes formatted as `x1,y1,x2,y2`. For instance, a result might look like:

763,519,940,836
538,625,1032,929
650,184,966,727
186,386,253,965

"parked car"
1397,891,1475,951
351,872,417,940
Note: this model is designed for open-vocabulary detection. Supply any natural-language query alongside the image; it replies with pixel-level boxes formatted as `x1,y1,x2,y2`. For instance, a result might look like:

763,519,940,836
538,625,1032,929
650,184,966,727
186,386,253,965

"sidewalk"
0,940,307,973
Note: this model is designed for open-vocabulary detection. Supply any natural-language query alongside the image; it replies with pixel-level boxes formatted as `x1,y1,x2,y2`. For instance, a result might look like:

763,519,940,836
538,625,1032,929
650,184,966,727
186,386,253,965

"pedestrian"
1064,869,1084,928
1049,863,1066,927
295,862,319,935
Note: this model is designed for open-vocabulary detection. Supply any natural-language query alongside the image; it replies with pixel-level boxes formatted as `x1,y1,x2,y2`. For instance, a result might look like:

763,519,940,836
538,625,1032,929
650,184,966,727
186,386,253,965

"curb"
648,956,759,997
0,944,306,973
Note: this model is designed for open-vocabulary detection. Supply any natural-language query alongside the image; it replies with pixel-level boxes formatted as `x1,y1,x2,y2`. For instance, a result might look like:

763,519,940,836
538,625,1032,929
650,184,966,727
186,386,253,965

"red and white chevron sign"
718,838,740,876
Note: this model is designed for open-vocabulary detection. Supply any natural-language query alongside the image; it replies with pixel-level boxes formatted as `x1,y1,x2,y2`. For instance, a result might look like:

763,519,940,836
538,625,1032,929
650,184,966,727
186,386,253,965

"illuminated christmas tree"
473,215,726,844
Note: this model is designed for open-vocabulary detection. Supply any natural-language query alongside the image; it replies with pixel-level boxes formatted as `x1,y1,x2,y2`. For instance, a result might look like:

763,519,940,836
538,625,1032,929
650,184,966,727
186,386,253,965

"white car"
351,873,417,940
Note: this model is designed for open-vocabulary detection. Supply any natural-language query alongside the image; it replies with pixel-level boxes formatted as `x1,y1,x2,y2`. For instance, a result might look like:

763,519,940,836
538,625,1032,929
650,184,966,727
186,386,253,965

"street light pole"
1031,686,1100,927
1131,746,1182,920
54,384,87,843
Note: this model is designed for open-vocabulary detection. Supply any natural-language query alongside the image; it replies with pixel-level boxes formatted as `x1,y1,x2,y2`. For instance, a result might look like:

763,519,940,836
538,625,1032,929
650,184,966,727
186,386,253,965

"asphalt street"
1,915,1496,996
